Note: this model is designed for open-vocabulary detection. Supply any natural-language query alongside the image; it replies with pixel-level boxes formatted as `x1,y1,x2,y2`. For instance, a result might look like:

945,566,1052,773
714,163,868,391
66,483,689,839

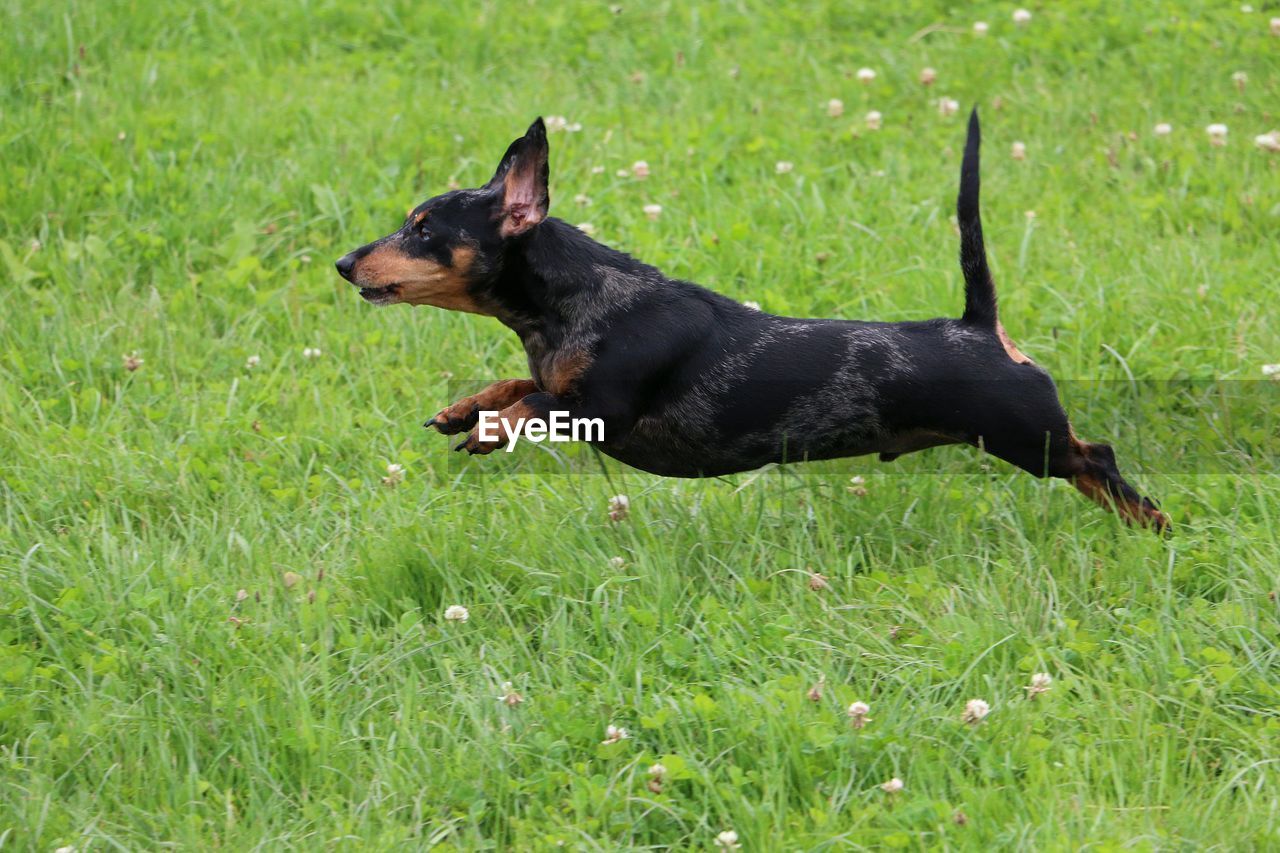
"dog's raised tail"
958,107,998,329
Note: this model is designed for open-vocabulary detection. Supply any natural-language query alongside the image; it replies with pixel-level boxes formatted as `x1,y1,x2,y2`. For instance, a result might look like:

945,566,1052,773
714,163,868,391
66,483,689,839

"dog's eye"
417,222,431,240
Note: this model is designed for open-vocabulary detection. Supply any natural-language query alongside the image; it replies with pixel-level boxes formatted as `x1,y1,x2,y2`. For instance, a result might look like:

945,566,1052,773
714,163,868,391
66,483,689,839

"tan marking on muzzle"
353,243,488,315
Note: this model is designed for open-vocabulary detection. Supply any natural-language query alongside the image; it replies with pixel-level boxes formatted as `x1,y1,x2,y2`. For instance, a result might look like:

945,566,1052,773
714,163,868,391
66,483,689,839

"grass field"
3,1,1280,848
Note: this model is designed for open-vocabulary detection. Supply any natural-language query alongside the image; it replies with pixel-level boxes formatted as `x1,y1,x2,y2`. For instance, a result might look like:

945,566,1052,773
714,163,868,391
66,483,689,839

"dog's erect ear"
487,118,550,238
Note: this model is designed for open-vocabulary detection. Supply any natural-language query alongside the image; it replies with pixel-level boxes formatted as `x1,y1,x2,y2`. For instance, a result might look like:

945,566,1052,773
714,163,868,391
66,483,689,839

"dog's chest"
524,334,593,398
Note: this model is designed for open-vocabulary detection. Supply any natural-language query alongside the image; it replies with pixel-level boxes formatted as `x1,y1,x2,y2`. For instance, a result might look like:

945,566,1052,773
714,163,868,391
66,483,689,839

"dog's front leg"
426,379,538,435
454,392,567,455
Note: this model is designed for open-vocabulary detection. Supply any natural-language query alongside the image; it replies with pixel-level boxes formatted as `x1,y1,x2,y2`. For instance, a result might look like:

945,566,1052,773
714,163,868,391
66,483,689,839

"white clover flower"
303,346,322,359
1262,363,1280,376
715,830,741,849
1206,123,1229,146
1013,8,1032,25
1254,131,1280,152
444,604,469,623
608,556,626,569
865,110,883,130
1011,141,1027,161
856,67,877,84
122,352,143,372
881,777,904,793
775,160,794,174
743,300,761,311
591,165,606,175
847,474,868,496
827,98,845,117
573,193,592,206
1241,4,1253,11
1271,17,1280,36
1026,672,1053,699
602,724,630,744
938,97,960,117
648,762,667,777
382,462,405,487
245,354,261,368
1232,71,1248,91
608,493,630,521
577,222,597,236
919,67,937,86
616,168,631,177
499,681,524,706
973,21,989,35
807,571,830,591
1154,122,1173,136
544,115,569,132
642,203,662,221
566,122,582,133
848,700,871,728
962,698,991,724
807,678,824,702
282,571,302,589
236,588,249,602
632,160,651,179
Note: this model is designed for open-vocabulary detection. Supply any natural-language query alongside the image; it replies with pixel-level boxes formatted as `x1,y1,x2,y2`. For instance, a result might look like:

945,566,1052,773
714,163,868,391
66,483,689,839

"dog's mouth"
358,283,401,305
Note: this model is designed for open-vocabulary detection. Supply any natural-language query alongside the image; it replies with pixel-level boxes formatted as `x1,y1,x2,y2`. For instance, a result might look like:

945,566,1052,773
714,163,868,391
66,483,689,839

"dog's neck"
489,218,660,348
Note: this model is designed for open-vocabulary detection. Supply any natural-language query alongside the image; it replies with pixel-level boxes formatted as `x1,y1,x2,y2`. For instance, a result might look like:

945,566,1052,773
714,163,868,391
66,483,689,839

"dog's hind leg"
1055,431,1169,532
965,373,1168,532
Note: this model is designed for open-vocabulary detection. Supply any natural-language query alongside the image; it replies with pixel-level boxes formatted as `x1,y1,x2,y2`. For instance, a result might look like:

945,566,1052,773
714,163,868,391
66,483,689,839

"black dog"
336,110,1167,531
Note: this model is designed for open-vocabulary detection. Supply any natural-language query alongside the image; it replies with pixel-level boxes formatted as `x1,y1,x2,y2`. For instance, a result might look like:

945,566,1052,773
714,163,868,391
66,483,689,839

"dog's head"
335,118,550,312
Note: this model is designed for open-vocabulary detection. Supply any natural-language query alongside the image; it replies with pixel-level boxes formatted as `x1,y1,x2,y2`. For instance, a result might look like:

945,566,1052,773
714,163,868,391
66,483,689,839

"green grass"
3,0,1279,848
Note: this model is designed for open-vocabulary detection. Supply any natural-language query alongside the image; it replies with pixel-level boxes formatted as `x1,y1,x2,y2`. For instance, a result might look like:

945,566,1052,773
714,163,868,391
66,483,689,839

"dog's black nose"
335,253,357,281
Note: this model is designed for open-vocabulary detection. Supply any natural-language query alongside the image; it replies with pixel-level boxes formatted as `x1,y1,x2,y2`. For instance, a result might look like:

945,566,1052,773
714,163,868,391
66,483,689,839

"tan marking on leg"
1071,473,1164,528
471,378,538,410
996,321,1033,364
1068,434,1169,531
429,379,538,435
458,396,544,454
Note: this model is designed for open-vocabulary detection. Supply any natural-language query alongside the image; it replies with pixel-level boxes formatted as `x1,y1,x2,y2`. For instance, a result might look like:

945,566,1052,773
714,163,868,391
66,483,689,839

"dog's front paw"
453,429,506,455
426,401,481,435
